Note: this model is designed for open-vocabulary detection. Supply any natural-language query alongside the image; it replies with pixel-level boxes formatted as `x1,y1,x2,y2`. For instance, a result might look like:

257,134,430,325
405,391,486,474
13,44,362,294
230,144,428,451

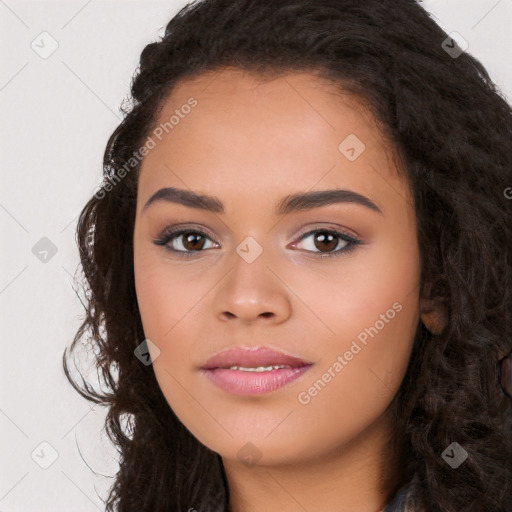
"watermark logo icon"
441,442,468,468
237,442,262,467
442,32,468,59
236,236,263,263
338,134,366,161
134,339,161,365
31,441,59,469
31,31,59,59
32,237,58,263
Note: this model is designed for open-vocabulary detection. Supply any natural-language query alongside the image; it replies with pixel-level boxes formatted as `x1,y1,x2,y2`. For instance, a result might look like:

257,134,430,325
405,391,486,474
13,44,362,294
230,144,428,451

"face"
133,67,422,466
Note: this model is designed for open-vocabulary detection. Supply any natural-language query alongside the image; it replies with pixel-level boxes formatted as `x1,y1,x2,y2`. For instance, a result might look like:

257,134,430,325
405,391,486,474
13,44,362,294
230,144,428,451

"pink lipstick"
200,346,313,395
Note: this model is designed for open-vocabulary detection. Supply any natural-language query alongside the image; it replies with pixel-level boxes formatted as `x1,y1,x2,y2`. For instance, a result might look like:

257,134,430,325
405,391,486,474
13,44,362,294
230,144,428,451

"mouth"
199,346,313,395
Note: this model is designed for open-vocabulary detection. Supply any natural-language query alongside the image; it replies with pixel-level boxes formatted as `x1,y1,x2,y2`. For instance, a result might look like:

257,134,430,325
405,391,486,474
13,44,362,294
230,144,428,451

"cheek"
134,251,197,341
293,237,420,386
133,256,218,442
134,263,173,339
133,252,218,378
296,242,420,429
287,294,419,459
294,232,420,354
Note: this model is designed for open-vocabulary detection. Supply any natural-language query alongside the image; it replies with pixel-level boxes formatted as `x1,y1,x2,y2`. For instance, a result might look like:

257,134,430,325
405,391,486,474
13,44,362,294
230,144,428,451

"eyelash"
153,225,362,259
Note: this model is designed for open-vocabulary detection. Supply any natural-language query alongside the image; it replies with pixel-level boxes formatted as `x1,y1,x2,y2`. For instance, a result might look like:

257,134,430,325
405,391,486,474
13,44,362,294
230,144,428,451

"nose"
214,248,292,325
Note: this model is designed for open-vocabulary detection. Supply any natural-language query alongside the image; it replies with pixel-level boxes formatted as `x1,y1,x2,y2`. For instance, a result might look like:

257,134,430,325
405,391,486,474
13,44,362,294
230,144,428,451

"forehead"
137,67,410,215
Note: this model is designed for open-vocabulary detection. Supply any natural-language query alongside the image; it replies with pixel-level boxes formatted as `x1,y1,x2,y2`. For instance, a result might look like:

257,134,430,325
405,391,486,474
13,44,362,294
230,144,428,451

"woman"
63,0,512,510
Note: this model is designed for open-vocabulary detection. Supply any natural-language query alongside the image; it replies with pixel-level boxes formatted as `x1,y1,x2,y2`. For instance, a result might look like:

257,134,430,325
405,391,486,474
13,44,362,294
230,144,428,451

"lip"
200,346,313,395
201,346,312,370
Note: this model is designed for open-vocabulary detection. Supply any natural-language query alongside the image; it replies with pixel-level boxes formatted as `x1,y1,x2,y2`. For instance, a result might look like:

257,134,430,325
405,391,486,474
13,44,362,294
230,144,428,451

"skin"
133,67,440,512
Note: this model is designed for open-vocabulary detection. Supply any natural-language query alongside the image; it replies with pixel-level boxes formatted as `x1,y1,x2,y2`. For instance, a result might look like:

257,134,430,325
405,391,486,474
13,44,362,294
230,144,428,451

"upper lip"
200,346,313,370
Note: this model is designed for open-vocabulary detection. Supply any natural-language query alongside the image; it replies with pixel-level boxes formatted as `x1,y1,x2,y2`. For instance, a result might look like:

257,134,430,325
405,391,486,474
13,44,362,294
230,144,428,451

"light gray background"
1,1,511,510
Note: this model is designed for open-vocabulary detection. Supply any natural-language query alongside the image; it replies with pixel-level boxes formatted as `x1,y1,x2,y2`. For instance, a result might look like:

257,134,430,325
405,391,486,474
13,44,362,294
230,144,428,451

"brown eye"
291,228,361,258
312,232,339,252
154,228,218,255
181,232,207,251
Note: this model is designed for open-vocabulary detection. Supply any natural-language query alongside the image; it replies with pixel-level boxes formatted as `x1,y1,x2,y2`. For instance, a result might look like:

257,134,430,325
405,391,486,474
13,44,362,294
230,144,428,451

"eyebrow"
142,187,383,216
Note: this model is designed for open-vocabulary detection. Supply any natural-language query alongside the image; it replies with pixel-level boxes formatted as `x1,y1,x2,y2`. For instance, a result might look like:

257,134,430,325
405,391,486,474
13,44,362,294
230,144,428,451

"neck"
223,410,405,512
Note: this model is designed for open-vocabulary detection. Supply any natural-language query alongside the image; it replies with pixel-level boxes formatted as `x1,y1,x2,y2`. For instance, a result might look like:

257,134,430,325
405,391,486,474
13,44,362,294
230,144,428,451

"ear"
419,282,448,335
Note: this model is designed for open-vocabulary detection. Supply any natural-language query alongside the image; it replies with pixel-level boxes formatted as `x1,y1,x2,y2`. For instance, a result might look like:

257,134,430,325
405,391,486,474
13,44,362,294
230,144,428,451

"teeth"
227,365,290,372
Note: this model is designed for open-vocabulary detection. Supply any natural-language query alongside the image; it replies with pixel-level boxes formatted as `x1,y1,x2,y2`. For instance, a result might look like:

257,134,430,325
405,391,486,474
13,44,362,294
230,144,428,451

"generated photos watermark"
93,97,198,200
297,301,403,405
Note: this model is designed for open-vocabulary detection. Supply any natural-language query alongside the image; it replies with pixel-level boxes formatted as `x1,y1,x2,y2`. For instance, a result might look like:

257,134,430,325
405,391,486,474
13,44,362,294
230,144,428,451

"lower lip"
201,365,313,395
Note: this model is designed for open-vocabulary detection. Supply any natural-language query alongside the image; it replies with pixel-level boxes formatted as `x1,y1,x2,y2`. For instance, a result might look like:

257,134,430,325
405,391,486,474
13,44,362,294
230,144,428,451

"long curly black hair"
63,1,512,510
